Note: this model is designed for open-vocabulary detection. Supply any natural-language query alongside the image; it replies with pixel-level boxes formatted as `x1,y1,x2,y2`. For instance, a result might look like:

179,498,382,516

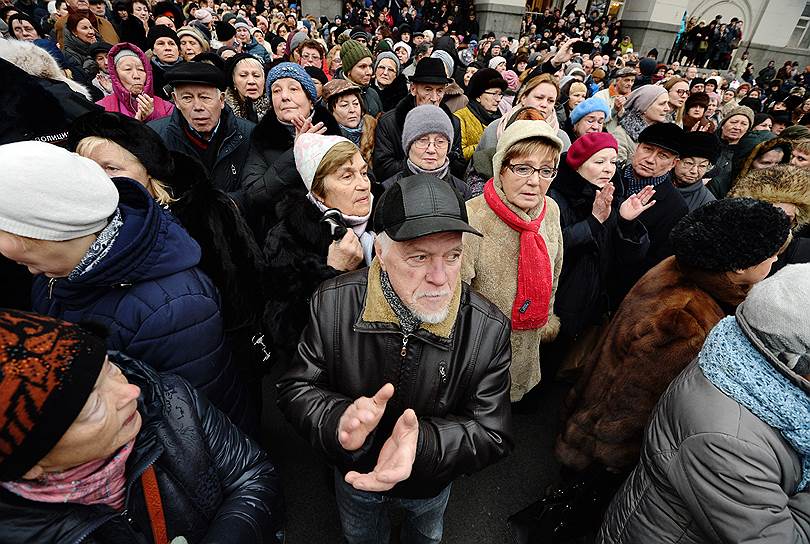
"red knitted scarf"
483,179,552,330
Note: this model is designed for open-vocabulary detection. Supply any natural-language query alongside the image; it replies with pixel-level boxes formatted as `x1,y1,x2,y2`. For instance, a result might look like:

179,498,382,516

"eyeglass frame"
482,90,504,99
506,162,558,179
412,135,450,150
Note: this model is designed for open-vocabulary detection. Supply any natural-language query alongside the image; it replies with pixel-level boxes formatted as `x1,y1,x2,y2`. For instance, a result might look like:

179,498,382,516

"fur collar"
674,258,751,311
250,103,341,153
0,38,92,100
359,259,461,341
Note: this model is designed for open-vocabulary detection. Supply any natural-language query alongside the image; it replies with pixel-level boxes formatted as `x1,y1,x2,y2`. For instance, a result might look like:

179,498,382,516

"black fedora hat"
408,57,452,85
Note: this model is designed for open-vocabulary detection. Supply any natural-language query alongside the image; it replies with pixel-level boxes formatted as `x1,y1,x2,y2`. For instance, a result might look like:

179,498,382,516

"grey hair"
375,231,394,257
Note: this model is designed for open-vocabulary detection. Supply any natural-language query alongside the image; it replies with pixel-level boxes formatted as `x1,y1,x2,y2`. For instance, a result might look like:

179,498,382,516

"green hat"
341,39,372,75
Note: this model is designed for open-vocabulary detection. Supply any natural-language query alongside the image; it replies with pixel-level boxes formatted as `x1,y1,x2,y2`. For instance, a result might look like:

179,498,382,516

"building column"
618,0,688,60
300,0,341,21
475,0,524,37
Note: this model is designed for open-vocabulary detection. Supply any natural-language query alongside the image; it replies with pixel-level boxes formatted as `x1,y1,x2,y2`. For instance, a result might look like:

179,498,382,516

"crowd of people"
1,0,810,542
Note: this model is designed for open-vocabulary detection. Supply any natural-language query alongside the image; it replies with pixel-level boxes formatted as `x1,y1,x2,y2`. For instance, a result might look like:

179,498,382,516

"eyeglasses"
413,136,449,150
482,91,503,99
507,163,557,179
679,159,711,170
674,89,690,97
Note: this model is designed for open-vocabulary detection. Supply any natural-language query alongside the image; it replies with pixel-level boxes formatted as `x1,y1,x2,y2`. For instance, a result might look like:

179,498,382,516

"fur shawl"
555,256,750,471
0,39,92,100
462,192,564,401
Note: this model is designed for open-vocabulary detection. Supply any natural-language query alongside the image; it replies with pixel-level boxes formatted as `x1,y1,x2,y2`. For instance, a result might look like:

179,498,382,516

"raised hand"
338,383,394,451
619,185,656,221
592,182,614,223
327,229,364,271
293,115,326,141
134,94,154,121
345,409,419,492
551,38,581,67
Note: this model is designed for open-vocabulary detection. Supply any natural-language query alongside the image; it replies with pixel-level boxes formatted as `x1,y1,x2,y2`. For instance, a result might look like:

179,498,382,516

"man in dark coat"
278,175,513,543
373,58,466,181
148,62,255,198
613,123,689,302
0,311,282,543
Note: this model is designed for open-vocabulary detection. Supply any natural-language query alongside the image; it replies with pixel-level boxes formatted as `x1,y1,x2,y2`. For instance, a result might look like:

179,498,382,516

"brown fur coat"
554,256,750,471
462,188,563,402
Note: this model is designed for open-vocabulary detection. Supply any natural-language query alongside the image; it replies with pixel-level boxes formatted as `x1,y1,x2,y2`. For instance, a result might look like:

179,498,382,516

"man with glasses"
671,132,720,212
381,104,471,199
374,58,465,181
614,123,689,298
295,39,325,69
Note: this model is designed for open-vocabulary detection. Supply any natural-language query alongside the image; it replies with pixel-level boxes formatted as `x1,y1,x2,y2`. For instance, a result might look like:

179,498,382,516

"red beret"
565,132,619,171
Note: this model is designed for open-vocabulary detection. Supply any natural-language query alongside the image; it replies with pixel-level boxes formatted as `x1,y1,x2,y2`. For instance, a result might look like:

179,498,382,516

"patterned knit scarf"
1,438,135,510
380,269,421,335
618,109,649,142
619,163,671,196
483,179,552,330
699,317,810,492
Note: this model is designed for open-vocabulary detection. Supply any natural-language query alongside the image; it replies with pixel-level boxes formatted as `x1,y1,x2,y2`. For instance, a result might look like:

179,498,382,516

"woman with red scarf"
461,120,565,403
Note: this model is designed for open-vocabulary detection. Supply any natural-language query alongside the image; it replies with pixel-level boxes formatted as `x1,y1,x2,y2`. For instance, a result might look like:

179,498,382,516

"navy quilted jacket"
32,177,252,432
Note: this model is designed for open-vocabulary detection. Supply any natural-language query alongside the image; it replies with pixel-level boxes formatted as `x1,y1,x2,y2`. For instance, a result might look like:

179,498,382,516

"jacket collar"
356,259,461,347
674,258,751,310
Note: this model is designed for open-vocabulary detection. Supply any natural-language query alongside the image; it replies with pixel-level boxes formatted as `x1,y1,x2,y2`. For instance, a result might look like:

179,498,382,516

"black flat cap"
374,175,482,241
165,61,227,90
638,122,684,156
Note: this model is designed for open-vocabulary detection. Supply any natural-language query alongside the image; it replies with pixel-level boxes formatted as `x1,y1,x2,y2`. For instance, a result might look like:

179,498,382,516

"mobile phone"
572,41,593,54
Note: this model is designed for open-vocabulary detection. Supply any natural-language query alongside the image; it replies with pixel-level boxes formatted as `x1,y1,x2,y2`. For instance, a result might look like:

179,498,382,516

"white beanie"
488,56,506,70
294,133,355,192
0,141,119,241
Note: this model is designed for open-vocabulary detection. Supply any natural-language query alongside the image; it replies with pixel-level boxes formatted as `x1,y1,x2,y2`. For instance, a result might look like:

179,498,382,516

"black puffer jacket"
277,261,514,499
372,95,466,181
548,160,649,336
0,353,282,544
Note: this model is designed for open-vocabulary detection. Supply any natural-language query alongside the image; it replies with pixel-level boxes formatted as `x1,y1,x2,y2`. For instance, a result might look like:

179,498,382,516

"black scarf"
468,98,501,126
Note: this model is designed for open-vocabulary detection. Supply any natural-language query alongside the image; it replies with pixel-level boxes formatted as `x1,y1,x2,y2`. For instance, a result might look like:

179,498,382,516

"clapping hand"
592,182,615,223
619,185,656,221
293,115,326,141
134,93,154,121
338,383,394,451
345,409,419,492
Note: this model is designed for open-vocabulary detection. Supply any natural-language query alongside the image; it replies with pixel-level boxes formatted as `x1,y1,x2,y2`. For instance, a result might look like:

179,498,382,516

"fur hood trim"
735,137,792,183
730,164,810,226
0,39,92,100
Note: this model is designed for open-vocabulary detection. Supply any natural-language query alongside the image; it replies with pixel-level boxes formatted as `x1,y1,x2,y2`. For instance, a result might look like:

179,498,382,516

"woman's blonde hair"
76,137,174,206
516,73,559,105
311,141,361,198
501,137,560,171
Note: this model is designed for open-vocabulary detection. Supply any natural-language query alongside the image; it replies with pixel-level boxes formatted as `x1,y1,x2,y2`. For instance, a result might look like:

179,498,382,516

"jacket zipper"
400,334,410,357
74,449,162,543
48,277,57,299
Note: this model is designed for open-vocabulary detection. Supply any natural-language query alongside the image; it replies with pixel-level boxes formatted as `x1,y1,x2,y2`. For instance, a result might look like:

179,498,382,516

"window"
789,2,810,48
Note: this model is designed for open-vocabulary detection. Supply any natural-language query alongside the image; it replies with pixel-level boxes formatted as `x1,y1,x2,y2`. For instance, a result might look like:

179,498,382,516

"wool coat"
462,184,564,402
555,256,750,471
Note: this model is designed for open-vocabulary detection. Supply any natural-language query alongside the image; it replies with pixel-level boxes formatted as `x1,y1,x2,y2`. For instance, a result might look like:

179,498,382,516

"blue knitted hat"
570,96,611,126
266,62,317,102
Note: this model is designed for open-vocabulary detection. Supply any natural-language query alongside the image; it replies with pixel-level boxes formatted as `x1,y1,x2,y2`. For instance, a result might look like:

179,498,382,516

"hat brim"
168,78,226,90
642,141,680,155
408,75,453,84
386,216,482,241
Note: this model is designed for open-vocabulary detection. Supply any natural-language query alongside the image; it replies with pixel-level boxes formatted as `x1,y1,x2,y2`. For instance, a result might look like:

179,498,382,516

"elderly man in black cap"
148,62,254,196
671,131,720,212
614,122,689,300
374,58,465,182
278,175,513,544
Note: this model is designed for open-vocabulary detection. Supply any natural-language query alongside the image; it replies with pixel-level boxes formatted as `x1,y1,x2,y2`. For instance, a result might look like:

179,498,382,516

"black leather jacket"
277,262,514,499
0,353,282,544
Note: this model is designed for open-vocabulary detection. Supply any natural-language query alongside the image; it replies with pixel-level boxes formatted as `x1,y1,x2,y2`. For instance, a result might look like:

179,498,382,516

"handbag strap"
141,465,169,544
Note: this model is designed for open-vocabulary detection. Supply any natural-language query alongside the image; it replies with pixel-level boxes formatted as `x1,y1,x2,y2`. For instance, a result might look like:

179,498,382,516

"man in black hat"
278,174,513,544
671,131,720,212
613,122,689,301
374,57,465,181
148,62,255,196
